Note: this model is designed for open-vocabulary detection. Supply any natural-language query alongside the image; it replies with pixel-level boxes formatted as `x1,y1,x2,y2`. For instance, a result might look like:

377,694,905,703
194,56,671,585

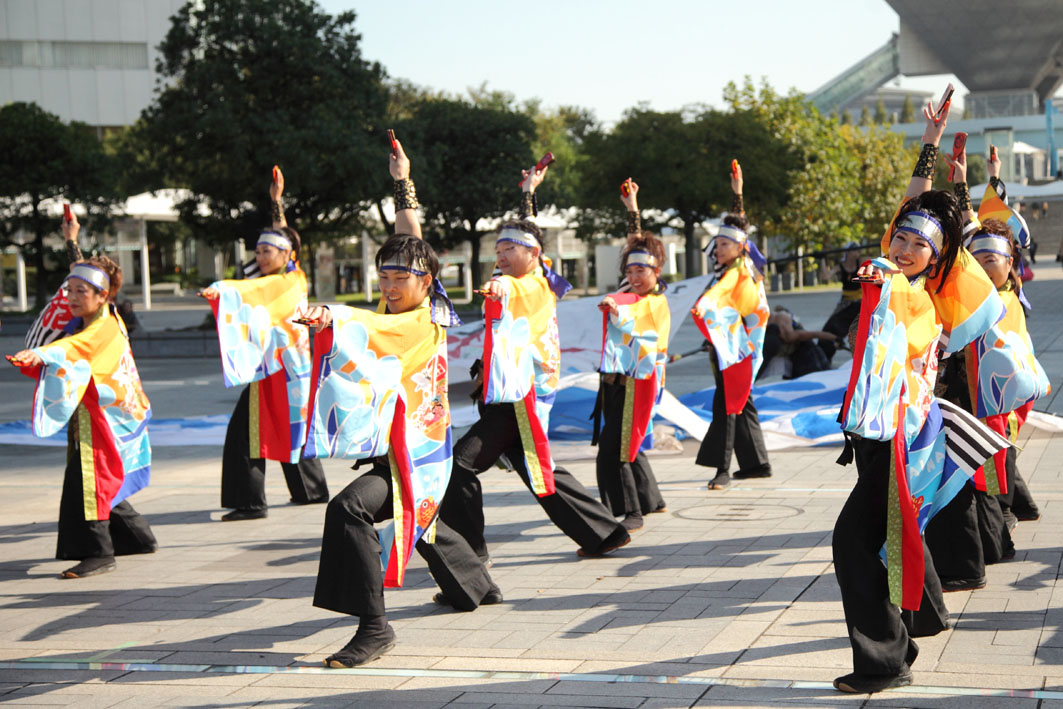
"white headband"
968,233,1012,258
67,263,110,292
704,224,748,255
894,211,944,257
624,250,657,269
496,227,540,250
716,224,748,244
257,230,292,252
379,257,430,276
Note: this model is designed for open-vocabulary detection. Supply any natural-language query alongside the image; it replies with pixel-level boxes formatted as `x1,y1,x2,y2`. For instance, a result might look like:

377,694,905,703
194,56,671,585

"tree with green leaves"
578,104,794,276
848,125,916,241
0,102,118,304
131,0,387,281
395,98,535,285
873,99,889,125
900,94,916,124
723,77,914,254
525,104,597,214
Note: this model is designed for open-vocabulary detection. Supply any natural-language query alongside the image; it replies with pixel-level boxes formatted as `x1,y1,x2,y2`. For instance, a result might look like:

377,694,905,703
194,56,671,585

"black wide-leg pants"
313,462,496,618
221,386,328,510
57,444,157,561
999,445,1039,519
441,403,626,557
695,352,769,474
832,438,948,676
595,379,665,517
926,477,1013,581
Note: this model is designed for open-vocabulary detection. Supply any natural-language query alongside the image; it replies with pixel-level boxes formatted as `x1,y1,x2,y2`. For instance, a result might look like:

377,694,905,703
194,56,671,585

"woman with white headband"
439,161,631,562
691,161,771,491
966,216,1045,528
974,149,1041,526
200,168,327,521
9,211,156,578
298,138,496,668
923,145,1049,595
833,97,1009,694
591,178,669,532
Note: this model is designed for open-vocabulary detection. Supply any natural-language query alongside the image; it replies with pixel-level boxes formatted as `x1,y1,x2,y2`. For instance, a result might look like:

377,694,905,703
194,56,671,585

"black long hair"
893,190,963,292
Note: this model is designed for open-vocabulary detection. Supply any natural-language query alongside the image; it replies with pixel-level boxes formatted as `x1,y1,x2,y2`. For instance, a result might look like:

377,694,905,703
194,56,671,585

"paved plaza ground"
2,270,1063,707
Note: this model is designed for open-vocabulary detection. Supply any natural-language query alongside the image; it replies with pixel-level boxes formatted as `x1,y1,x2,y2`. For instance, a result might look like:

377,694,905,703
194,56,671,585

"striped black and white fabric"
937,398,1010,474
24,288,71,349
24,312,61,349
242,258,260,279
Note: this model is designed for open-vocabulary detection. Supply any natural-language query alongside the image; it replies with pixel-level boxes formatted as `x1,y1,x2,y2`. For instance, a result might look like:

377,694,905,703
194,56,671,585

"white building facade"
0,0,185,132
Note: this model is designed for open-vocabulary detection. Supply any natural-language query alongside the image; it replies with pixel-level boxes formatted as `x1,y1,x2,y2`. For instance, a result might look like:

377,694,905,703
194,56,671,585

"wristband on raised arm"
394,177,419,211
953,182,972,212
913,144,939,179
627,210,641,236
519,191,538,220
731,193,744,216
65,239,83,264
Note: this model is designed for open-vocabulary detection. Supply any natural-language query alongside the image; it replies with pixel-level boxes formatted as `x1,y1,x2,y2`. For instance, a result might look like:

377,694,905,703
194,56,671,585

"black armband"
989,176,1000,189
913,144,938,179
627,210,641,235
519,191,537,220
394,177,419,211
731,193,744,215
270,199,284,224
954,182,972,212
65,240,83,264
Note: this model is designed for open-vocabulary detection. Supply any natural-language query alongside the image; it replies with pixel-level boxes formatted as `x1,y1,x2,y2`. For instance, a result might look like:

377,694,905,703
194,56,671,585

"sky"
317,0,971,125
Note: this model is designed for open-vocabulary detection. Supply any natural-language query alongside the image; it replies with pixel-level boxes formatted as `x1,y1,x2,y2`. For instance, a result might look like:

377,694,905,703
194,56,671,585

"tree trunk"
305,238,316,299
32,196,48,307
469,230,482,287
683,217,701,278
375,200,393,236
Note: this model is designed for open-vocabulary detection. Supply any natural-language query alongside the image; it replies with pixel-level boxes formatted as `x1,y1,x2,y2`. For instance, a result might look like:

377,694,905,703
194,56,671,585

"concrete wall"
0,0,185,127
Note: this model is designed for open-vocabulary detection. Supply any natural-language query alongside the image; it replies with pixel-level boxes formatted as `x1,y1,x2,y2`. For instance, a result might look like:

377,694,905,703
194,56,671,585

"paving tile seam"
3,660,1062,700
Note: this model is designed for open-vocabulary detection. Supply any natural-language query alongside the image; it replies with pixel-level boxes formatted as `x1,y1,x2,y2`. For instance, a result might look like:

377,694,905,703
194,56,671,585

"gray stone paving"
1,426,1062,706
2,271,1063,706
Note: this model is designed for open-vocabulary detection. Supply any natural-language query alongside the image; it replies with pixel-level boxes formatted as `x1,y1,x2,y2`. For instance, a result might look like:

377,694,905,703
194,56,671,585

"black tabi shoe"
621,514,644,532
1015,511,1041,522
323,624,396,668
733,464,772,480
61,557,117,579
833,667,912,694
577,527,631,557
221,508,268,521
941,577,986,592
706,472,731,490
434,585,503,609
